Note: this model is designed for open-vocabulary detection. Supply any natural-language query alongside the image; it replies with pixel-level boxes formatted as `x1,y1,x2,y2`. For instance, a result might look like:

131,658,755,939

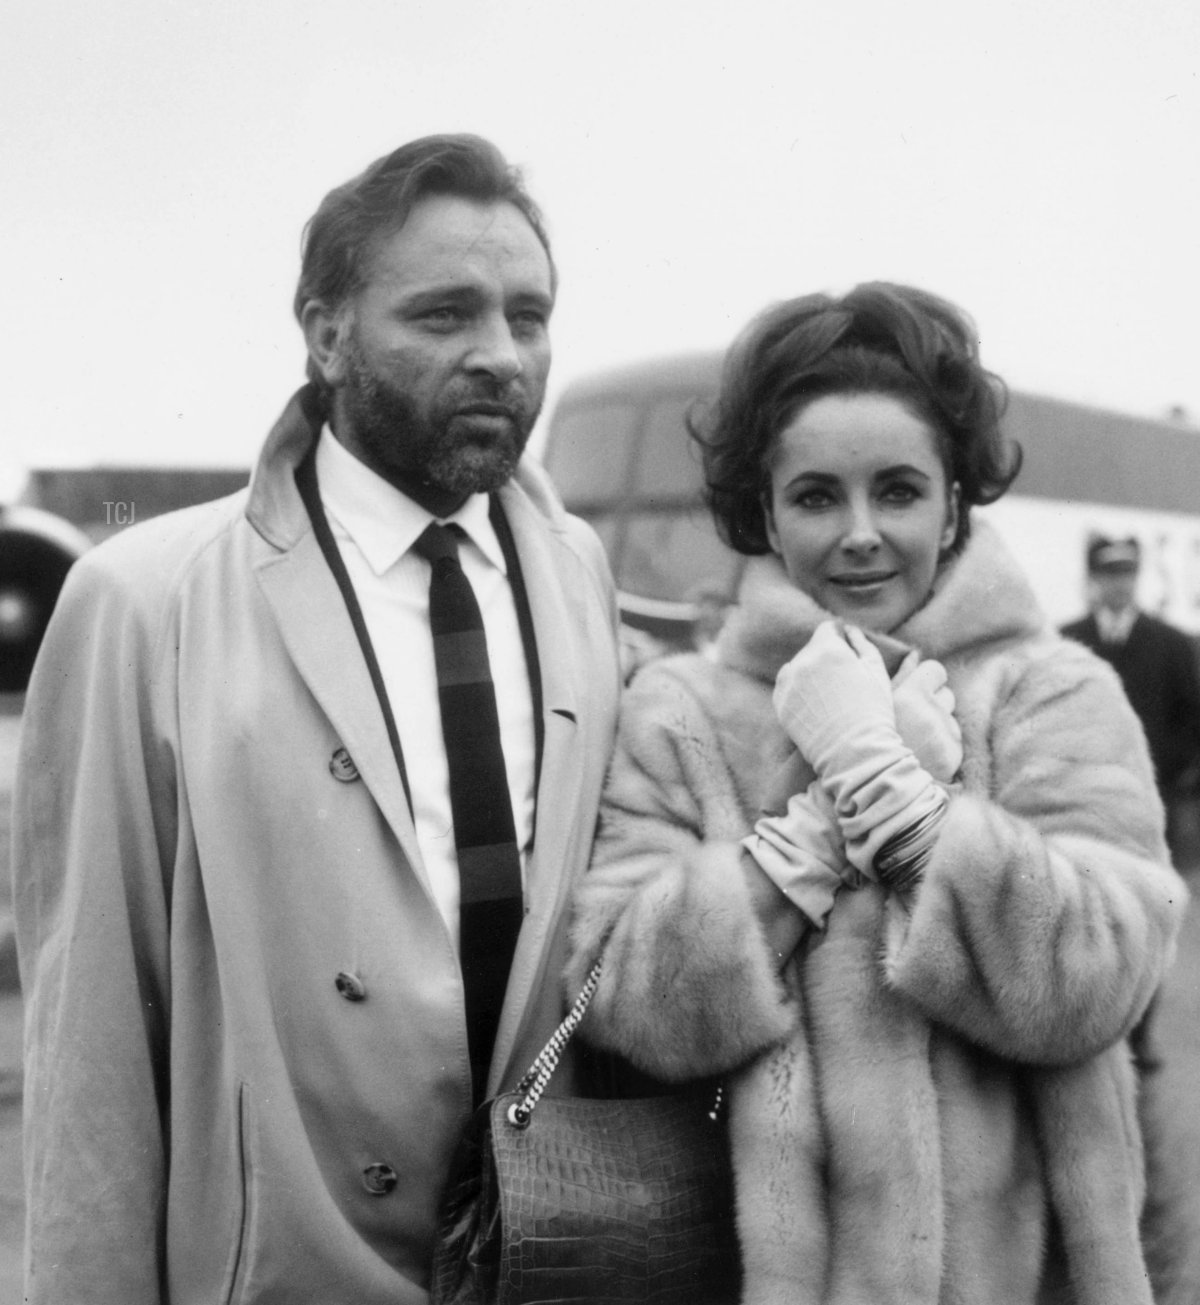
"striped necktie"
413,522,524,1104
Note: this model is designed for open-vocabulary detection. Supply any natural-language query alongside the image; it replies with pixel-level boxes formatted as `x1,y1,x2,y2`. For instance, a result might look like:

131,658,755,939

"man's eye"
422,308,461,329
510,310,548,335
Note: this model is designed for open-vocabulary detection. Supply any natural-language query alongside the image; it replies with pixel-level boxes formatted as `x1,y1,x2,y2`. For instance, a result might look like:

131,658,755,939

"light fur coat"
567,522,1187,1305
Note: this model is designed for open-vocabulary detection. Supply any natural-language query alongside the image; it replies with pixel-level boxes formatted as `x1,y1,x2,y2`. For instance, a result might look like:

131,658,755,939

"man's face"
320,194,554,509
1092,568,1139,613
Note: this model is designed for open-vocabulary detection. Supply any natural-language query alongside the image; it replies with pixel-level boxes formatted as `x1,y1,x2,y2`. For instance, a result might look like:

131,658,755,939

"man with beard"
12,135,622,1304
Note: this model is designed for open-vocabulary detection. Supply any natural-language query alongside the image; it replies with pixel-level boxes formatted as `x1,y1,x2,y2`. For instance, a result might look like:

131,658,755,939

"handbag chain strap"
504,959,726,1130
506,960,603,1128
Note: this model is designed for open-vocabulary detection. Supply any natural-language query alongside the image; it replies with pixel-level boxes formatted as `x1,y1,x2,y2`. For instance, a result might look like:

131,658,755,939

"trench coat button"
362,1162,398,1196
329,747,359,782
335,971,367,1002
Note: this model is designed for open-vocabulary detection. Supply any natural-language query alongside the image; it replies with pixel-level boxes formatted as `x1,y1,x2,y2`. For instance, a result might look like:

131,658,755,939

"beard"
339,339,541,500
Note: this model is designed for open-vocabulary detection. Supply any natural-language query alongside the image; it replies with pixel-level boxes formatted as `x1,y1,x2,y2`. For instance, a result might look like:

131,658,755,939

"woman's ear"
941,482,962,552
762,491,782,556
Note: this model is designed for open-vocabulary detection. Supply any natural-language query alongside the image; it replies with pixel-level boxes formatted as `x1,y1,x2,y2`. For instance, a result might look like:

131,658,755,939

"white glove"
743,781,848,931
891,651,962,784
774,621,897,774
774,622,945,883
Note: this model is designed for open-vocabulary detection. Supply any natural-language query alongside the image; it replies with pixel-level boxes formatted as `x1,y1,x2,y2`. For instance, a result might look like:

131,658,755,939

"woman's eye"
881,482,921,504
793,489,834,510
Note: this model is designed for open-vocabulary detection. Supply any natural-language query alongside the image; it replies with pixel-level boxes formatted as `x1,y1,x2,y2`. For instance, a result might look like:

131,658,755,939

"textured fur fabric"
568,523,1187,1305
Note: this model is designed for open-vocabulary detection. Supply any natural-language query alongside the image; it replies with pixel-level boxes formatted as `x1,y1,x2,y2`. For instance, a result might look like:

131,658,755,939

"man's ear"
300,300,353,388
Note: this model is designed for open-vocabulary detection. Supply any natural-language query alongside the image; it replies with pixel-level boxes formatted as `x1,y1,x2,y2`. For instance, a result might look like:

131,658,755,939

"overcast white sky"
3,0,1198,472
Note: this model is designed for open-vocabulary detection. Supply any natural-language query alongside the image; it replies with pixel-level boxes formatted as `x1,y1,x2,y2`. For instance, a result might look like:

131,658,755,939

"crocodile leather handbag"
431,961,741,1304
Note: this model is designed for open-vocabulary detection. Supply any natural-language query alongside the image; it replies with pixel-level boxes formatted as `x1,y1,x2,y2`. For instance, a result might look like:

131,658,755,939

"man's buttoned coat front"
13,389,622,1304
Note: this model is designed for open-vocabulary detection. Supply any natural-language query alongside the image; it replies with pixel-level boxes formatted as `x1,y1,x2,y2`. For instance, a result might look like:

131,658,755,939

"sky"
3,0,1198,475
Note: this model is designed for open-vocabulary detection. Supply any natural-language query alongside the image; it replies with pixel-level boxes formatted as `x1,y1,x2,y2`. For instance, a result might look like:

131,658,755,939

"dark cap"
1087,535,1140,574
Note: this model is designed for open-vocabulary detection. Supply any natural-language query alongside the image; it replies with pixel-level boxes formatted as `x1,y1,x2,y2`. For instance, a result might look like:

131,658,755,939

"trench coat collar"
245,388,429,896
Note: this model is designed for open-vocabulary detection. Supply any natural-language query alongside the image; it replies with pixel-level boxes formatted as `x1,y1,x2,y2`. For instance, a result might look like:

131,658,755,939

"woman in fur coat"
566,283,1187,1304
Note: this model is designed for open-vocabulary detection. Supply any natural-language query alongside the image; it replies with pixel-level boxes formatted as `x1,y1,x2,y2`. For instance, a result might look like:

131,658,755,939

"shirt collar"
1096,604,1137,643
315,427,507,577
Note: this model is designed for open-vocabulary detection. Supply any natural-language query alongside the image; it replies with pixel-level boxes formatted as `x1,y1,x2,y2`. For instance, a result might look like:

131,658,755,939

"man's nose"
465,314,522,383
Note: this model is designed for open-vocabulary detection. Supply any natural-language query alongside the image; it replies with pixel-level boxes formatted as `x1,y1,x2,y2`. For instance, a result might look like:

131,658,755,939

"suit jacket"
1061,610,1200,792
12,388,621,1304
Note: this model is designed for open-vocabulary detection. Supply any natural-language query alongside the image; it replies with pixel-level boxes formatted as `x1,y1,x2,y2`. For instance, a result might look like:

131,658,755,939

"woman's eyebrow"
876,463,932,480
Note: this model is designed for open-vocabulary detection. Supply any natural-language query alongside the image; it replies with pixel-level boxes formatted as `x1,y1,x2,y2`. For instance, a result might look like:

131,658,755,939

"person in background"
1061,534,1200,1292
686,580,736,660
1062,534,1200,851
566,283,1187,1303
12,134,621,1304
617,621,671,683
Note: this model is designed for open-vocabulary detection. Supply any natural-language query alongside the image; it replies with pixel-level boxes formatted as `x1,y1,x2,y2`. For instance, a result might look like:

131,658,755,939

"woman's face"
764,392,959,633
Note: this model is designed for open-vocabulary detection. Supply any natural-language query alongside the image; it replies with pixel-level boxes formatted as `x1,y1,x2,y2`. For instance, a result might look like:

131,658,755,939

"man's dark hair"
294,133,555,387
691,281,1022,557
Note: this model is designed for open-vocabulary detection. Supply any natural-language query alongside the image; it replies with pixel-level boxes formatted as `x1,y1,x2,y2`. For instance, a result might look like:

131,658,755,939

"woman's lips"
827,573,898,603
830,572,896,589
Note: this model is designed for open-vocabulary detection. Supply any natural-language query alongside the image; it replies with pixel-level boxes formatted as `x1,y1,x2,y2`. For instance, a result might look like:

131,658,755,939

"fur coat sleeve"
885,638,1185,1064
566,657,799,1081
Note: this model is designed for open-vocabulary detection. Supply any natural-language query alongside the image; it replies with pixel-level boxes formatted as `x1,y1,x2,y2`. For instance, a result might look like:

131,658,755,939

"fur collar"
716,519,1052,684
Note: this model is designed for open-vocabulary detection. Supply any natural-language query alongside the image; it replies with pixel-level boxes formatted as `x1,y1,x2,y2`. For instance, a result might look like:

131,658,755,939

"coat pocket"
220,1082,253,1305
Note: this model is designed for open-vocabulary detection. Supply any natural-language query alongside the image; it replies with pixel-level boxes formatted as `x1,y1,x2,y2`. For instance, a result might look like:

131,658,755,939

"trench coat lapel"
252,512,431,902
487,482,585,1092
245,389,430,898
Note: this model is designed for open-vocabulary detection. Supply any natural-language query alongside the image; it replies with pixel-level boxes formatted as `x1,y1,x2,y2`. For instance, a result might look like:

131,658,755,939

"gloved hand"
773,621,947,885
891,651,962,784
743,781,849,934
773,621,898,774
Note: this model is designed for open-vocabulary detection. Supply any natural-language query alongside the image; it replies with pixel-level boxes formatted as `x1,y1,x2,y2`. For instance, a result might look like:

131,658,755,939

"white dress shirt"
1096,604,1137,645
315,429,536,951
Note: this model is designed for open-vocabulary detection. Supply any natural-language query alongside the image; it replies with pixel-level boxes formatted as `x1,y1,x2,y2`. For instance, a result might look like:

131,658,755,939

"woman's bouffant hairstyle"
294,133,555,389
692,282,1022,557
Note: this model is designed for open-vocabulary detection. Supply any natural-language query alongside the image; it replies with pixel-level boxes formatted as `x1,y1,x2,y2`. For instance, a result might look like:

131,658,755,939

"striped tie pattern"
413,523,524,1103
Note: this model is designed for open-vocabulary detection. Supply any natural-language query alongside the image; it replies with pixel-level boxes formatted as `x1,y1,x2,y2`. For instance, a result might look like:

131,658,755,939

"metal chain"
503,957,725,1130
506,960,602,1128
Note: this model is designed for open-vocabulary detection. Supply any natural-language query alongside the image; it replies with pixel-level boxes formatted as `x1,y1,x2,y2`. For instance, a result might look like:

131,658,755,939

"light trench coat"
13,387,621,1304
